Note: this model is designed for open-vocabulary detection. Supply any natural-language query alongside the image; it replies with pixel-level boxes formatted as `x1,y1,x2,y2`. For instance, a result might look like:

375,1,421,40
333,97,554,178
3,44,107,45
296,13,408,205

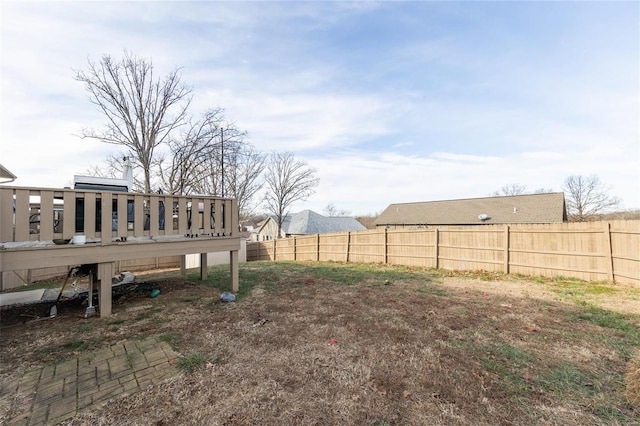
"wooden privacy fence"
247,221,640,286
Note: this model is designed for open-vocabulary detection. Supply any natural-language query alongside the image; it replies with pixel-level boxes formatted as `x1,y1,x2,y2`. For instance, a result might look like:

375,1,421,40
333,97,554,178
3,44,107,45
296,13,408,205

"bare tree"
595,209,640,220
159,110,262,216
87,152,145,192
263,151,319,238
225,145,266,219
75,51,192,192
158,108,225,195
492,184,527,196
86,155,122,180
355,213,380,229
323,203,351,217
562,175,621,221
191,123,246,197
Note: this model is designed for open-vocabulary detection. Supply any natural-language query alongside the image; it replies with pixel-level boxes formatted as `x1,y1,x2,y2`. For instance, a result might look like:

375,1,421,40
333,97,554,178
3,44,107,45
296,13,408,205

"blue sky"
1,1,638,215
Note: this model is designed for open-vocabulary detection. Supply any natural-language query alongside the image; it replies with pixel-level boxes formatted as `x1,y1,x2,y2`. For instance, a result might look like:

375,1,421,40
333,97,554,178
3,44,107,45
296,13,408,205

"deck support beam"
97,262,114,317
180,255,186,277
230,250,239,292
200,253,208,280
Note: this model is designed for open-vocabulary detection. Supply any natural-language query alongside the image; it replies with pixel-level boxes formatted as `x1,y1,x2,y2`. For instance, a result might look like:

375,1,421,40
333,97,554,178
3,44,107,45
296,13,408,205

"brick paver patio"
0,336,180,425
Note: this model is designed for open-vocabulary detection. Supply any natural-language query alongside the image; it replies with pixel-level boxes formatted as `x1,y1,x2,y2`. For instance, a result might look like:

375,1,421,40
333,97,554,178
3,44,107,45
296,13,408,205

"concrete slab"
42,287,87,302
0,272,135,308
0,289,45,307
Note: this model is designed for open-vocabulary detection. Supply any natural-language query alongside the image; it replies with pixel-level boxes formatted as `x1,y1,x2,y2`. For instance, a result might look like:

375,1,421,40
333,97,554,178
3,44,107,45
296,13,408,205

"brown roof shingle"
374,193,567,226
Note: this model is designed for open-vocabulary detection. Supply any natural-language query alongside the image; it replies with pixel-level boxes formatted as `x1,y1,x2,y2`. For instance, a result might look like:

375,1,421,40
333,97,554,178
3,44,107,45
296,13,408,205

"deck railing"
0,186,238,245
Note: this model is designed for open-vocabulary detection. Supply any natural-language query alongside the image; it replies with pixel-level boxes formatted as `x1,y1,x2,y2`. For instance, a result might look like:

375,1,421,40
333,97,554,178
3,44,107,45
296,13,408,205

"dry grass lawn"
1,261,639,425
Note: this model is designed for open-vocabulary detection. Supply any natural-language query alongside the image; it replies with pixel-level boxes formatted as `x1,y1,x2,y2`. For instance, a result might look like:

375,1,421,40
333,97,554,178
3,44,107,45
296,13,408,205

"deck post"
230,250,239,292
97,262,114,317
200,253,208,280
180,255,186,277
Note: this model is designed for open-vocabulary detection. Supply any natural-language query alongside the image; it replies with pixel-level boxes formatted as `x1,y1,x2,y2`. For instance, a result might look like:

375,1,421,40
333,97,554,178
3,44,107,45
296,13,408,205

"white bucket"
72,235,86,245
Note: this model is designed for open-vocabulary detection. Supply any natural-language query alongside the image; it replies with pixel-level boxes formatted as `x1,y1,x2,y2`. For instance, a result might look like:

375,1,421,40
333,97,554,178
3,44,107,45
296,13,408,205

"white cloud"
295,148,640,215
1,1,637,215
203,91,392,151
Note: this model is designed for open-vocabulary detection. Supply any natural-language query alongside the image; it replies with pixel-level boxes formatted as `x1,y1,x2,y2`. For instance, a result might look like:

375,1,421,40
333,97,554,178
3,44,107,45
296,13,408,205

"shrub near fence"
246,220,640,286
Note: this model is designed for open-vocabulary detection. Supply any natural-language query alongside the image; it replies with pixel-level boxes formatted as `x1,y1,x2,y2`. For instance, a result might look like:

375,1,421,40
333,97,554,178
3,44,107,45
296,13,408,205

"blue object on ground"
220,291,236,302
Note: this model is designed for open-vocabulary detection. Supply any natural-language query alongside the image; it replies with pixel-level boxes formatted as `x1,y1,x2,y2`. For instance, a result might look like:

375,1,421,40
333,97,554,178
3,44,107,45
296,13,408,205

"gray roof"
374,193,567,226
283,210,366,235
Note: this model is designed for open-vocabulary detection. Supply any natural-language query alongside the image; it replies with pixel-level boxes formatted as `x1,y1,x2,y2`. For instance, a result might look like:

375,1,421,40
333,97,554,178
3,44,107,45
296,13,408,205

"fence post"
273,240,277,261
434,228,439,269
603,222,614,282
383,228,388,264
504,225,510,274
316,234,320,261
293,236,297,261
345,232,351,263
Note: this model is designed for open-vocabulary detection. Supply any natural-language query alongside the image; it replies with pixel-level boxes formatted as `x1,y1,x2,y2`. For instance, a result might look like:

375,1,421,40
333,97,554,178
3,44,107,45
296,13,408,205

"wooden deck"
0,186,241,316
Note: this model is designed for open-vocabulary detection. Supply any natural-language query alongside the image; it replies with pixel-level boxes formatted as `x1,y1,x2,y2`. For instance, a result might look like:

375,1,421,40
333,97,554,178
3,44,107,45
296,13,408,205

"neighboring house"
241,220,257,232
239,220,257,240
254,210,366,241
0,164,17,184
374,193,567,228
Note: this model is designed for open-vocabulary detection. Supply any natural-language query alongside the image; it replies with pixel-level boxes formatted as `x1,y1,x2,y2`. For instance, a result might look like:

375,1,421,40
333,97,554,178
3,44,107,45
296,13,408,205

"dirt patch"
628,358,640,407
1,264,638,425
